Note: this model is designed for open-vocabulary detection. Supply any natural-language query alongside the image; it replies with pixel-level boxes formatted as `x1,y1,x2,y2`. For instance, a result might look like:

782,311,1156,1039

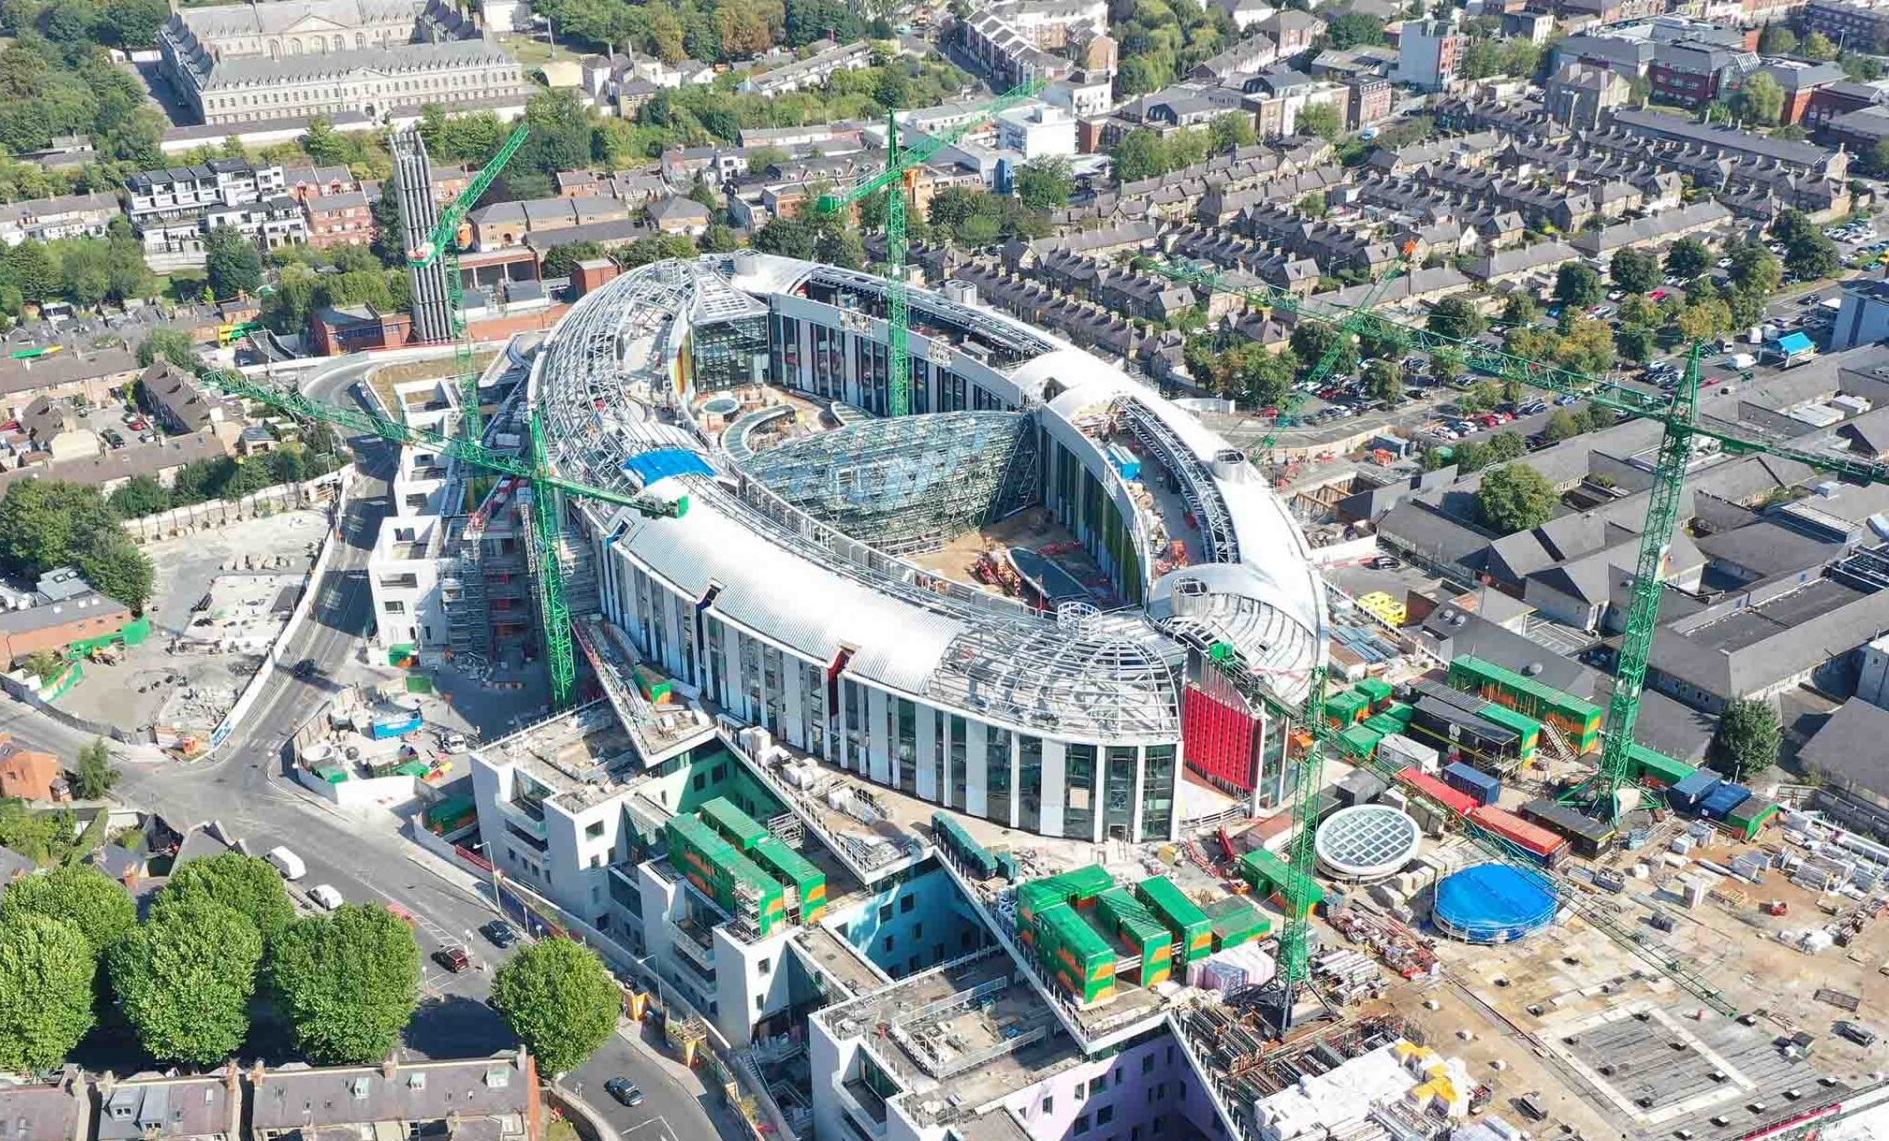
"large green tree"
490,939,620,1075
137,326,199,370
1665,237,1711,281
1014,156,1073,211
1288,322,1359,378
1710,699,1781,781
109,898,262,1065
72,527,154,613
1736,71,1785,126
70,737,119,800
1554,262,1604,309
1609,247,1661,294
203,225,263,300
0,481,118,578
1428,296,1485,339
155,852,296,942
1476,463,1558,533
0,912,95,1070
0,861,135,954
268,904,422,1063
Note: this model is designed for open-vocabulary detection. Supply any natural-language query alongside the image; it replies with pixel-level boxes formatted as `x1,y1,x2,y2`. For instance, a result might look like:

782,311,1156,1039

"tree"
70,737,118,800
1477,463,1557,533
1542,408,1583,443
1364,358,1404,402
812,229,864,269
490,938,619,1075
1609,248,1661,295
1677,297,1733,343
0,480,118,578
1014,156,1073,211
539,241,607,280
1616,325,1658,362
1325,10,1385,47
1735,71,1785,127
109,898,262,1065
1208,111,1255,153
24,649,63,684
1110,129,1167,181
73,527,154,612
137,326,199,370
1709,698,1781,781
1289,322,1358,377
752,216,815,259
155,852,295,942
1485,431,1526,462
1757,24,1796,54
1297,103,1343,141
1429,346,1466,384
1665,237,1710,281
1803,31,1838,61
1728,240,1782,298
0,861,135,955
203,225,263,300
1428,296,1485,339
1785,229,1840,282
370,190,406,267
268,904,421,1064
1295,190,1328,220
1554,262,1604,309
699,222,740,253
0,913,94,1071
1501,292,1539,325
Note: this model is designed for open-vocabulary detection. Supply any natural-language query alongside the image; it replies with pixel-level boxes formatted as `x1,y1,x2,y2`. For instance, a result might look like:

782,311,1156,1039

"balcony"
671,914,718,971
833,1075,889,1140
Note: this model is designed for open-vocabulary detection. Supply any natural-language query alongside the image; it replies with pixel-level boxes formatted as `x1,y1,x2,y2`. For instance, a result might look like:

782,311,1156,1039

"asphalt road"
1,354,724,1133
574,1023,725,1141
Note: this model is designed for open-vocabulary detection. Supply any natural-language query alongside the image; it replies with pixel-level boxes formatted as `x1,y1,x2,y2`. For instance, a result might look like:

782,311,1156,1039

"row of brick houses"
1,1051,540,1141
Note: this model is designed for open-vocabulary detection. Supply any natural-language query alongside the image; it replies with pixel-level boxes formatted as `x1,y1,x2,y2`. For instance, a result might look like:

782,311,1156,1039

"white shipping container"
1378,733,1440,774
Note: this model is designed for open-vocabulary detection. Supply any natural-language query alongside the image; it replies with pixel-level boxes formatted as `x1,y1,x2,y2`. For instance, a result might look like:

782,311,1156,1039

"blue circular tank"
1433,864,1559,944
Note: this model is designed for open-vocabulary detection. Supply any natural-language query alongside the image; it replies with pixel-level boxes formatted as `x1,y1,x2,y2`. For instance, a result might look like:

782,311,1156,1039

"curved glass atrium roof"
741,412,1041,556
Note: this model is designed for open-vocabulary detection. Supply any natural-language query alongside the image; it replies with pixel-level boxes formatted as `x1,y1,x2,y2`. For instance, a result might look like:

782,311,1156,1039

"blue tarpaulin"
623,448,714,485
1776,331,1815,357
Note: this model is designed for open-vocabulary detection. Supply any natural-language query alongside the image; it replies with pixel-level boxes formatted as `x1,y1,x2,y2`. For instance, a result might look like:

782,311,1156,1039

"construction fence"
120,465,351,544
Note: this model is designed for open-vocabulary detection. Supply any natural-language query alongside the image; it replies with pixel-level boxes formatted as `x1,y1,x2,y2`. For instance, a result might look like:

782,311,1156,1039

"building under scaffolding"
743,411,1041,556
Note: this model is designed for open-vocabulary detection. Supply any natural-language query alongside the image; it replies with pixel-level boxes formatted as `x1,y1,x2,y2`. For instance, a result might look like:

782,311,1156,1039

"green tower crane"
408,122,532,441
1157,259,1889,1017
813,79,1045,418
202,369,688,710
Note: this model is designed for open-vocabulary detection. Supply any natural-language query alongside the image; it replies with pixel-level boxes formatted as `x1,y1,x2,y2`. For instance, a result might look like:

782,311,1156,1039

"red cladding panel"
1183,684,1259,793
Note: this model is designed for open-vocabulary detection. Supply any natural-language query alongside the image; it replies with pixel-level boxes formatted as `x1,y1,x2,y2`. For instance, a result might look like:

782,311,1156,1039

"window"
883,935,894,952
1098,1107,1113,1126
382,600,406,614
1141,1056,1154,1075
1074,1117,1090,1136
758,958,771,976
914,922,923,939
900,894,915,913
1132,1129,1142,1141
585,821,604,839
1043,1097,1054,1115
1090,1076,1106,1095
1153,1118,1166,1135
880,904,894,922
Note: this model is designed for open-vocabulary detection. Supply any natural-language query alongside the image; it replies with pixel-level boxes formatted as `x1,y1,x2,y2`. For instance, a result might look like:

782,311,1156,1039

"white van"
266,846,307,881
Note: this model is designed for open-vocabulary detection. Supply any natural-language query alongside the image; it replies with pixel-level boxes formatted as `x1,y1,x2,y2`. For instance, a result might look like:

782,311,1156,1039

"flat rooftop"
793,923,886,998
820,949,1082,1129
484,702,639,807
1683,578,1863,652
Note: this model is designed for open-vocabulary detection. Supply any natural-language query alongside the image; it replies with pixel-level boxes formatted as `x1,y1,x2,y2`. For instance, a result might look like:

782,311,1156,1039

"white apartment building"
368,513,447,651
125,160,307,262
996,103,1079,160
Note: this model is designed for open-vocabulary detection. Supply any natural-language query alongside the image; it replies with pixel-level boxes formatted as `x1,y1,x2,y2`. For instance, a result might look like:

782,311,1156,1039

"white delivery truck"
1728,352,1757,370
266,846,307,881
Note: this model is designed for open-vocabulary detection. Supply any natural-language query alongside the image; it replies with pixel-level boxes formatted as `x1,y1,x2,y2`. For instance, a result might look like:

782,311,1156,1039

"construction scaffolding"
742,411,1041,556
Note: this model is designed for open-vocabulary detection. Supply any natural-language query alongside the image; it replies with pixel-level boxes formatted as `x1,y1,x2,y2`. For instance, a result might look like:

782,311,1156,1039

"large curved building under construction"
526,253,1327,843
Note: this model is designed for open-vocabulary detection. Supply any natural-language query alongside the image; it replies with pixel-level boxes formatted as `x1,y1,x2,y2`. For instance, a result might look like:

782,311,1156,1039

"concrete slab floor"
58,509,327,733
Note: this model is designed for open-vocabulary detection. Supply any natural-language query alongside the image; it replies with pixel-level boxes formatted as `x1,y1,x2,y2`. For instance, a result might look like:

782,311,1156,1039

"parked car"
291,657,317,679
481,919,519,948
308,884,343,911
1836,1021,1878,1047
605,1079,645,1108
434,946,472,973
1367,555,1402,570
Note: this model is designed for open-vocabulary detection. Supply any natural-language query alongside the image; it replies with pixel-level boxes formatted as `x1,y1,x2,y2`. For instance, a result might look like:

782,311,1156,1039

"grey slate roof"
250,1053,531,1134
1695,520,1844,580
96,1075,232,1141
0,1076,82,1141
1799,698,1889,797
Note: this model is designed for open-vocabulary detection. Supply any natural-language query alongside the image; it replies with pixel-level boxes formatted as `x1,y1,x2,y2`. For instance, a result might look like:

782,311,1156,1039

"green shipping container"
1035,903,1116,1004
699,797,769,851
1095,888,1172,985
1358,677,1394,707
1379,702,1416,727
1476,704,1541,758
1363,712,1406,737
1237,849,1326,917
1204,894,1272,950
1450,655,1602,752
752,834,827,924
1338,724,1382,759
1019,864,1114,925
1725,797,1778,840
1627,742,1696,788
1135,876,1213,965
1324,690,1371,725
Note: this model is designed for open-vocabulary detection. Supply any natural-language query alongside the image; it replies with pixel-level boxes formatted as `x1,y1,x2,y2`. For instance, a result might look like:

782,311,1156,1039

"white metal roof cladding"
1315,804,1422,879
529,256,1328,737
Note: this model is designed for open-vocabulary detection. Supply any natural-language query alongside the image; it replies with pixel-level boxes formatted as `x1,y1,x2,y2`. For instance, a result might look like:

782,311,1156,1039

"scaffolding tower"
392,129,452,346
